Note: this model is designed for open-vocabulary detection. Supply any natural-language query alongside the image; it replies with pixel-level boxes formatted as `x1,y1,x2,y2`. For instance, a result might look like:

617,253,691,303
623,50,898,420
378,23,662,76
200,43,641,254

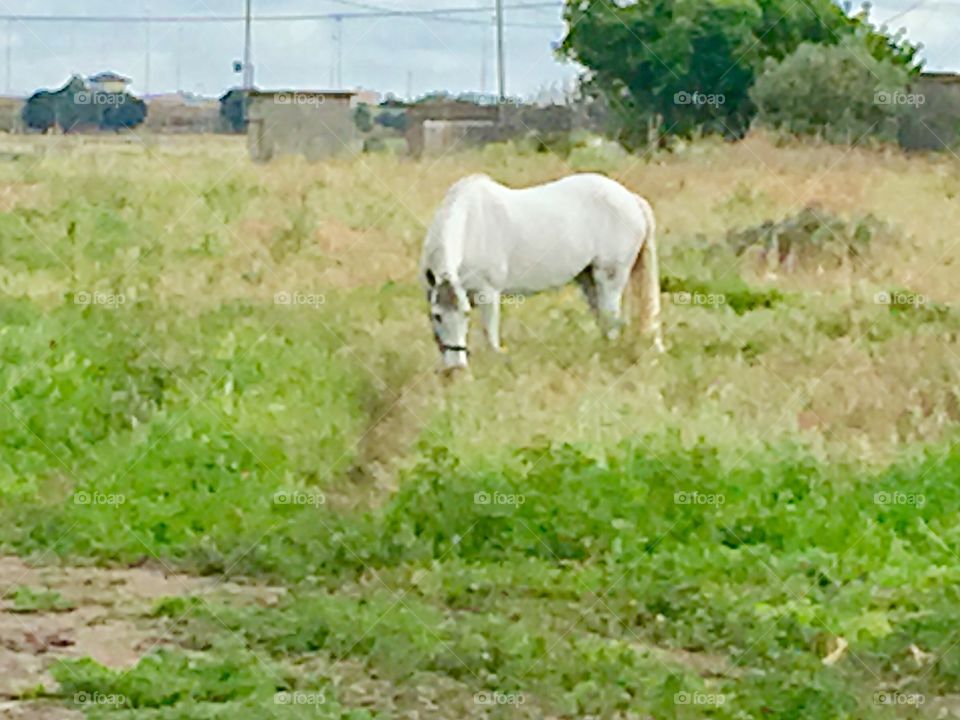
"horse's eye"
432,313,442,323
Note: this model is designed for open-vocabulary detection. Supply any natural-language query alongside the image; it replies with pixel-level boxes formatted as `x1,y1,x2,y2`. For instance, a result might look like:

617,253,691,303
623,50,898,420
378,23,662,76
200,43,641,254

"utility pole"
242,0,254,89
333,16,343,89
495,0,505,101
175,24,183,93
143,0,151,96
480,9,490,95
5,21,11,95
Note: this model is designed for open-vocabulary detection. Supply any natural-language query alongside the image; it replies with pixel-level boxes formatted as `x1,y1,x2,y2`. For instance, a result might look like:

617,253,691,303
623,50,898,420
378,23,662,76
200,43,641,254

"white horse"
420,172,663,371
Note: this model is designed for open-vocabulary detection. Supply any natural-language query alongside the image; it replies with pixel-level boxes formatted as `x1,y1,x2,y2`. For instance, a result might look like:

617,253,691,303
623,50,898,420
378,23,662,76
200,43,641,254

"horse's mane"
422,174,496,276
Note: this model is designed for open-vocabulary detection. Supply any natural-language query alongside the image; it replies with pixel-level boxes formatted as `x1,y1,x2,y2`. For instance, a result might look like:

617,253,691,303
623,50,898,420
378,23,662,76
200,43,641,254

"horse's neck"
429,198,471,281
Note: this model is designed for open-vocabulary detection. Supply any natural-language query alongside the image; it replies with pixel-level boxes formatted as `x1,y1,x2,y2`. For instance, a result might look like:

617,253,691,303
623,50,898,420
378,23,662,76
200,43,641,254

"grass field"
2,131,960,718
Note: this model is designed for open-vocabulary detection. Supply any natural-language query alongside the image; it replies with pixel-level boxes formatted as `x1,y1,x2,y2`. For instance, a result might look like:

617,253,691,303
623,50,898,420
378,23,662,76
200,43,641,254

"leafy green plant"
751,37,910,143
8,586,76,613
728,206,897,269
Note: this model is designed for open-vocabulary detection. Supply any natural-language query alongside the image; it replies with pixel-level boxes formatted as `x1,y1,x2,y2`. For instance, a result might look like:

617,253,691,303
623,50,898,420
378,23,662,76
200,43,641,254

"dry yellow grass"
2,130,958,470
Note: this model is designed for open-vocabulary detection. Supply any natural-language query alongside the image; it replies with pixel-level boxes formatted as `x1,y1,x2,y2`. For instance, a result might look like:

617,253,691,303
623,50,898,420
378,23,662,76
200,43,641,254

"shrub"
750,37,910,143
21,91,56,132
22,76,147,132
219,87,248,133
728,205,897,269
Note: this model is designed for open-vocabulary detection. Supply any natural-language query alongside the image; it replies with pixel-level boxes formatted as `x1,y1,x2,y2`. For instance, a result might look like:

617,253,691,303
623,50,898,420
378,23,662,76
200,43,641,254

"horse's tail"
631,195,664,351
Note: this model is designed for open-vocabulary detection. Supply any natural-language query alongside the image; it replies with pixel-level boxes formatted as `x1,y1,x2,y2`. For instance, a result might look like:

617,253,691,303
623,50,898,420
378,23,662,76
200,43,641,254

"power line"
882,0,928,25
320,0,559,27
0,3,562,26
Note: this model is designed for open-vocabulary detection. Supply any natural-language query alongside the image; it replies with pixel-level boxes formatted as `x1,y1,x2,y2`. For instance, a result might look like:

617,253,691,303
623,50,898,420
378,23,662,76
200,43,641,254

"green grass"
1,134,959,717
8,585,76,613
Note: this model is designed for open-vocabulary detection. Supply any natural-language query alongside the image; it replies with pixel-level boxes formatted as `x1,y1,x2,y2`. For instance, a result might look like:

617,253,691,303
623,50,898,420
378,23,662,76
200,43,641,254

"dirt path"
0,557,283,719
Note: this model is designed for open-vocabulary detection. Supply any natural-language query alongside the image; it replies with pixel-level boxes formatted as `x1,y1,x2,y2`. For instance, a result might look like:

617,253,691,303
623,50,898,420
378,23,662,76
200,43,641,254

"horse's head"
424,269,470,372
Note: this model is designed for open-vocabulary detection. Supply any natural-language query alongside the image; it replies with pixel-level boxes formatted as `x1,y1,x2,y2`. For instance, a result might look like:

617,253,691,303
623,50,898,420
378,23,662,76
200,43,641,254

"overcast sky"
1,0,956,99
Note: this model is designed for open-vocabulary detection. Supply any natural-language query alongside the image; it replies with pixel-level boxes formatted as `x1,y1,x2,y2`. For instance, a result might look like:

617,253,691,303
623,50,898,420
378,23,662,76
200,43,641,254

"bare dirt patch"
0,557,284,719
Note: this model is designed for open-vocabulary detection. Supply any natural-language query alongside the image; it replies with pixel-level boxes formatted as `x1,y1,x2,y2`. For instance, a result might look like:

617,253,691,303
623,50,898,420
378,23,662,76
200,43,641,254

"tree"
750,37,909,144
101,95,148,130
559,0,921,147
22,91,56,132
23,75,147,133
219,88,248,133
375,110,407,131
55,75,101,131
353,102,373,133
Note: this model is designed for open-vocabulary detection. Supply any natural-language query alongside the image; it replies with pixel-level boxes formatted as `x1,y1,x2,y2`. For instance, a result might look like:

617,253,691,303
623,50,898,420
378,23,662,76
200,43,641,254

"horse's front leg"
478,289,504,352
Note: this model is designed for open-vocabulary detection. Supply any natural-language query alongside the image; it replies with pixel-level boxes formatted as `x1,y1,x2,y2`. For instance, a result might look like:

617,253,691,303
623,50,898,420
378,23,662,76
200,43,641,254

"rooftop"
248,89,356,98
89,71,131,83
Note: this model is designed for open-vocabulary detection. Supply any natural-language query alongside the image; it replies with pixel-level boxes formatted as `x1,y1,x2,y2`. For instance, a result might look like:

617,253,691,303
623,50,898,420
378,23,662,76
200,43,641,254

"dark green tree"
55,75,101,131
22,91,57,132
353,102,373,133
24,75,148,133
375,110,407,131
219,88,248,133
101,95,148,130
559,0,921,147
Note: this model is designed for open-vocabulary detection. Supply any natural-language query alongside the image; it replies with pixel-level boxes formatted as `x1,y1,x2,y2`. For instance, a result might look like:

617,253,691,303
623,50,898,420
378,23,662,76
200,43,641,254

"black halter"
433,331,468,355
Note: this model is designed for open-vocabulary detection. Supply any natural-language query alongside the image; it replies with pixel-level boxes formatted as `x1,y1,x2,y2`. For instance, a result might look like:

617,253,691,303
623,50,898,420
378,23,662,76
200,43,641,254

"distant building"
352,88,381,108
88,72,131,94
245,90,358,162
404,101,575,156
405,102,499,157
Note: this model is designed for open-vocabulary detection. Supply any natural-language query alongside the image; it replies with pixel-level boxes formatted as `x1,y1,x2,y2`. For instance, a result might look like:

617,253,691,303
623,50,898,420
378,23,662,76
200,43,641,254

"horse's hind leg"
575,266,599,318
593,264,630,339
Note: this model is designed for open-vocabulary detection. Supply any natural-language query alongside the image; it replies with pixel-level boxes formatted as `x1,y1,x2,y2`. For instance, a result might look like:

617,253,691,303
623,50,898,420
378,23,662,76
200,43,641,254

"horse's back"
426,172,649,294
479,174,647,291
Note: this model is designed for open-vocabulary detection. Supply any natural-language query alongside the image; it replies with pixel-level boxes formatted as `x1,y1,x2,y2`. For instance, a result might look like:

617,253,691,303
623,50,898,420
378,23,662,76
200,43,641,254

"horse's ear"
425,269,436,287
435,279,458,309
